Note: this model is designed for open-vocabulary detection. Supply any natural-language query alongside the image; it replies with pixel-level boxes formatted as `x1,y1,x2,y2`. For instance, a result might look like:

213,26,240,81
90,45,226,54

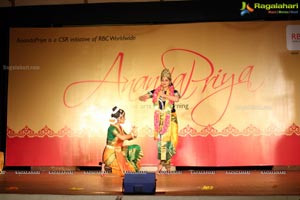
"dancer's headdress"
161,68,172,81
109,106,124,124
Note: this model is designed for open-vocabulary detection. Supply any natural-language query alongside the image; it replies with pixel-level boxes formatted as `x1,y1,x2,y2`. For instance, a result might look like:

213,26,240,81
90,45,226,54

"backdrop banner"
6,21,300,166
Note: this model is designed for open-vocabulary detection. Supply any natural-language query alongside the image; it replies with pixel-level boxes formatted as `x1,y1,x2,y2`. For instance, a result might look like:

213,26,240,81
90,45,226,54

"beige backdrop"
7,21,300,138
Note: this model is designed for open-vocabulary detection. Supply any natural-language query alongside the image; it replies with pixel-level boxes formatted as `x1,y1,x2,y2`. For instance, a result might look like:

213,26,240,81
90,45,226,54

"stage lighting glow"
121,120,133,134
79,105,109,136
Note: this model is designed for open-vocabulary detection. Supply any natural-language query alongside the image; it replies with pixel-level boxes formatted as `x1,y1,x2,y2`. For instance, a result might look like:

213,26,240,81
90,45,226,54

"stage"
1,168,300,200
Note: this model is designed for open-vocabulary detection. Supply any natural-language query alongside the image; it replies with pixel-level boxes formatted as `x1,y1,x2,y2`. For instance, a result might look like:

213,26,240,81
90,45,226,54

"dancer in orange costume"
102,106,143,176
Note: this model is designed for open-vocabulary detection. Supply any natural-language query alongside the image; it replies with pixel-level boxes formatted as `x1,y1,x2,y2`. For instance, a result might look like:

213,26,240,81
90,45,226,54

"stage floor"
1,169,300,196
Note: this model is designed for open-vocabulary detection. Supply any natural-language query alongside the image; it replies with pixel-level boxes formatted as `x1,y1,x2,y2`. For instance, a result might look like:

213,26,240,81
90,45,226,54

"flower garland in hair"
153,85,174,135
109,107,119,125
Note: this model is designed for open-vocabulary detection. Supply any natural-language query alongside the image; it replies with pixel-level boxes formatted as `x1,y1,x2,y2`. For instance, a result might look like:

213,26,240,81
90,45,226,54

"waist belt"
106,145,121,151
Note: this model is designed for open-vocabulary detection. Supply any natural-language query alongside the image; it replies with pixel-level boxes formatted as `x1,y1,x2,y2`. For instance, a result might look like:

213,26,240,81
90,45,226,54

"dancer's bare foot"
156,164,163,174
166,167,171,173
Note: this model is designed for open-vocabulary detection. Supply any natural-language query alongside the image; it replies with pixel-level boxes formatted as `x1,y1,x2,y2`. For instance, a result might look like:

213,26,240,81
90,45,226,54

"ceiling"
0,0,183,7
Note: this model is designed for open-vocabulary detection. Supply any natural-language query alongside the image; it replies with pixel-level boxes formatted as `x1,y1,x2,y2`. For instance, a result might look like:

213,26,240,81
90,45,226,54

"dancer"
102,106,143,176
139,68,180,172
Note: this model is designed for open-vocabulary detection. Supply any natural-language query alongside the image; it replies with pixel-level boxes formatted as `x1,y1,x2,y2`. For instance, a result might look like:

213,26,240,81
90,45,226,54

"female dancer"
139,68,180,172
102,106,143,176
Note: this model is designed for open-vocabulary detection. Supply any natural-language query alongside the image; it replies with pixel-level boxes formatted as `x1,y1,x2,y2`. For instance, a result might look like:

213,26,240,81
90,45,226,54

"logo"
240,1,299,16
240,2,254,16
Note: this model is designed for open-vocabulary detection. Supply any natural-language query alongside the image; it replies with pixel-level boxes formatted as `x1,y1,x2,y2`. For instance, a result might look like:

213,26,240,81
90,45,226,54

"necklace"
153,85,174,135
